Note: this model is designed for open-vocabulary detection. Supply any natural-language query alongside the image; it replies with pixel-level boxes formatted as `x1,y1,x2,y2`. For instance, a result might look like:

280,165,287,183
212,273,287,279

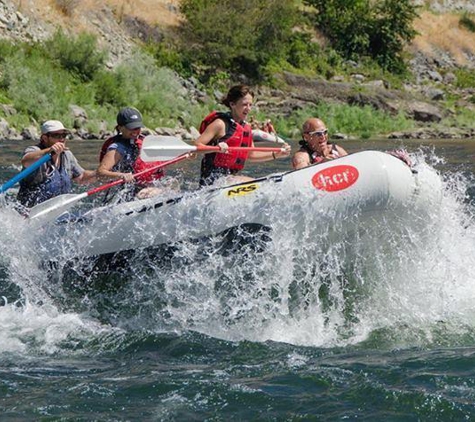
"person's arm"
74,169,97,185
194,119,228,151
248,142,291,162
97,149,135,182
21,143,65,167
66,152,96,185
336,145,348,157
292,151,311,170
387,149,411,167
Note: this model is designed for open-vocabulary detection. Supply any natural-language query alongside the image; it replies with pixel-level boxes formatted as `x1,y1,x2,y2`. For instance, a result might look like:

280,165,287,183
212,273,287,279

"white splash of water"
0,299,107,354
3,152,475,351
0,203,115,356
132,154,475,348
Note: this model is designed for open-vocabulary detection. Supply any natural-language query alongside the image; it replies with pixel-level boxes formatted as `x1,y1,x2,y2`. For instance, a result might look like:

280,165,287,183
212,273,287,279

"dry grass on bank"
94,0,181,27
412,11,475,65
17,0,181,27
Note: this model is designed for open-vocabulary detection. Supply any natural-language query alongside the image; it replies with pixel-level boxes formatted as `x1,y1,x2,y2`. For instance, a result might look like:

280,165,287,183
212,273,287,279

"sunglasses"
305,129,328,137
47,132,68,139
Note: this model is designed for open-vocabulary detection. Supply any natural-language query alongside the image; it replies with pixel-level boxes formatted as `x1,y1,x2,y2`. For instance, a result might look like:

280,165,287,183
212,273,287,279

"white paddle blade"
28,192,87,224
252,129,286,144
141,135,197,162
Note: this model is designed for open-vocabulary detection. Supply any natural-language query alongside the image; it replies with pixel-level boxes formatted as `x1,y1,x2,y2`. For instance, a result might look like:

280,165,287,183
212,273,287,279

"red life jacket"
99,134,165,184
199,111,252,171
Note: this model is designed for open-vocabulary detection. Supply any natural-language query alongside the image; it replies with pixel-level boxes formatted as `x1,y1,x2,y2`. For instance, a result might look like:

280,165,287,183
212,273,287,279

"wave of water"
2,153,475,356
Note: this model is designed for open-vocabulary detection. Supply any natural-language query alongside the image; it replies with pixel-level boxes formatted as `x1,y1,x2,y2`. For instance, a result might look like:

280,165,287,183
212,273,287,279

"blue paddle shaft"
0,153,52,194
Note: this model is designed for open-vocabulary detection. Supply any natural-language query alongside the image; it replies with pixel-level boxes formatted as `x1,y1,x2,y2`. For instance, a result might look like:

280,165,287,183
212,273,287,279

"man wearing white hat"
17,120,96,208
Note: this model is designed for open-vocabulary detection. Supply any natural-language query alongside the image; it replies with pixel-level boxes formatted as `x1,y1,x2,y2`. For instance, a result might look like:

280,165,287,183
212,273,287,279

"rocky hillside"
1,0,475,139
0,0,180,67
2,0,474,69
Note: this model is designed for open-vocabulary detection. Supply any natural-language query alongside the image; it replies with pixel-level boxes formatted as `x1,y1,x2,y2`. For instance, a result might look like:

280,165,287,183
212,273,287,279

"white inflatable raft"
37,151,442,259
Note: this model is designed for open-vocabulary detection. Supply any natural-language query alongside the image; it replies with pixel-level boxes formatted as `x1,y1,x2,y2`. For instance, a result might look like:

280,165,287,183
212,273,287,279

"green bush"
145,41,193,77
460,12,475,32
93,70,130,106
0,39,16,64
44,29,108,82
270,102,413,139
93,52,207,127
284,32,344,78
0,49,74,121
304,0,418,72
454,68,475,89
179,0,298,80
0,35,113,128
0,34,206,130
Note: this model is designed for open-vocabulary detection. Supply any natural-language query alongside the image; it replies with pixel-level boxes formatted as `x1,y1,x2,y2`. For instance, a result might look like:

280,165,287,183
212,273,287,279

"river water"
1,137,475,420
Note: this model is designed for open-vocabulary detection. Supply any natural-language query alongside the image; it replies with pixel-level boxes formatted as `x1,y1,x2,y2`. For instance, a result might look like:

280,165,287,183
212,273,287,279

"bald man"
292,118,348,170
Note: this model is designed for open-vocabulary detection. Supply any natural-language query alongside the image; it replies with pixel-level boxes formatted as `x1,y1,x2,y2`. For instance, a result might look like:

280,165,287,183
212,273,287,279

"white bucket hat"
41,120,70,134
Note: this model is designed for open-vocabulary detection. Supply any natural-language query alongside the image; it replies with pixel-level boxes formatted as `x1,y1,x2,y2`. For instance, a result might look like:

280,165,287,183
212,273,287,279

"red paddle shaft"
195,145,285,153
87,153,190,196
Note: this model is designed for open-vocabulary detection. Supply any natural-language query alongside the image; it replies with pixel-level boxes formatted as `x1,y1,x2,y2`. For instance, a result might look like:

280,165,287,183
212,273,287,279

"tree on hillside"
179,0,298,80
304,0,418,72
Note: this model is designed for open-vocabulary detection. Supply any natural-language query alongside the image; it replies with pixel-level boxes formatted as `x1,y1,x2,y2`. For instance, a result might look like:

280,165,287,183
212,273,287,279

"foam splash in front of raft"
5,152,475,349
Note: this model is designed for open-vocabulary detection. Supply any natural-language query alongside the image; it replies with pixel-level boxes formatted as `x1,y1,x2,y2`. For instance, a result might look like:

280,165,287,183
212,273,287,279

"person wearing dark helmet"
98,107,165,200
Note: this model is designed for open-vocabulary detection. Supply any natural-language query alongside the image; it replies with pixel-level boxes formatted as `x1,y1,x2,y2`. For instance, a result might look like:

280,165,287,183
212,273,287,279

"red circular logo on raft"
311,165,359,191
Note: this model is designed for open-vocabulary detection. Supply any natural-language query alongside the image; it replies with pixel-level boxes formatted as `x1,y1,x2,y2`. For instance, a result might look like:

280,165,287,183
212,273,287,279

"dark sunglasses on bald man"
305,129,328,137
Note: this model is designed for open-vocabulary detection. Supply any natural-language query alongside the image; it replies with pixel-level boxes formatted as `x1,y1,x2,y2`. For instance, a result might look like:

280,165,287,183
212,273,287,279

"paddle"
27,152,190,224
252,129,287,144
0,153,52,194
141,135,288,162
